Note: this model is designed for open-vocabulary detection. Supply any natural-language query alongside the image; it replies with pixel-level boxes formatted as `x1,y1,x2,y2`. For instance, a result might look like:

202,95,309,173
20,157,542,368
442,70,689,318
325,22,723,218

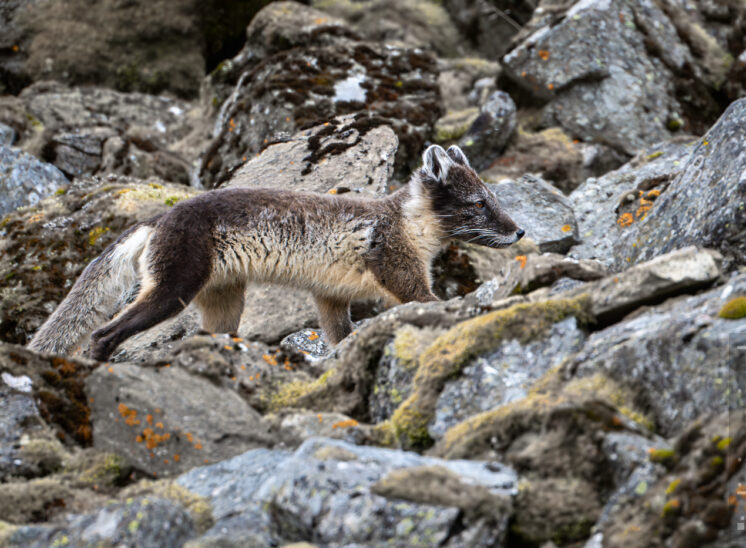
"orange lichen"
547,83,554,90
561,224,572,233
538,50,550,60
12,45,19,52
223,345,233,351
173,454,180,462
617,212,634,227
332,419,359,429
141,427,170,450
146,414,153,425
515,255,527,269
317,414,323,423
647,189,661,198
155,422,164,429
328,189,338,194
194,442,203,450
309,331,320,341
262,354,278,366
118,403,140,426
185,433,194,443
240,365,247,371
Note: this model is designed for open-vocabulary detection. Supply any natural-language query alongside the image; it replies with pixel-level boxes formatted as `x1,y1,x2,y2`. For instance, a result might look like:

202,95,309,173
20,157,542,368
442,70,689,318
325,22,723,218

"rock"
272,411,366,445
457,90,517,171
502,0,725,155
0,176,199,346
429,316,586,440
0,0,33,94
16,82,193,183
85,360,274,476
8,0,271,98
482,126,628,194
597,410,745,548
488,175,579,253
259,438,515,546
0,145,68,215
226,114,397,196
199,6,442,187
443,0,535,59
567,270,746,437
436,57,501,112
280,328,332,361
561,246,722,325
568,136,696,267
5,497,196,548
613,99,746,272
311,0,465,57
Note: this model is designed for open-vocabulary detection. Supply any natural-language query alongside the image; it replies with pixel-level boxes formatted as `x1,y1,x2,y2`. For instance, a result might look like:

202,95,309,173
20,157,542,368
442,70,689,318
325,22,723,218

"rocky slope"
1,1,745,547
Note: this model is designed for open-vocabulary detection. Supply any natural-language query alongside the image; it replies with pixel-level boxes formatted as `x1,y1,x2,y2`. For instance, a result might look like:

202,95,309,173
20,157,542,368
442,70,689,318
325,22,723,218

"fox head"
416,144,524,248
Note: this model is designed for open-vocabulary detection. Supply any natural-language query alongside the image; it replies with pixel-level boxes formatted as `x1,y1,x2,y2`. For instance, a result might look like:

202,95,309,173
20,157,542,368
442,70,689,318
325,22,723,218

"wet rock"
312,0,465,56
457,90,517,171
488,175,579,253
16,82,193,182
502,0,724,154
614,98,746,272
199,5,442,187
85,360,274,477
6,497,196,548
0,176,199,346
0,145,67,215
567,271,746,437
429,316,586,440
568,136,696,267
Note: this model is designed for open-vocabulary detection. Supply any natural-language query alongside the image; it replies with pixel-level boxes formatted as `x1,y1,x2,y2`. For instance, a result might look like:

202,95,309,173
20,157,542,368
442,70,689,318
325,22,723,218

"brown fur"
29,145,523,361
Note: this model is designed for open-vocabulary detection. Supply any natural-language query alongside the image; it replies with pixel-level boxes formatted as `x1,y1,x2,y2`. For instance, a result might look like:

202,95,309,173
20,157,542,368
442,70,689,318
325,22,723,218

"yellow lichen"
267,369,335,412
88,226,111,246
718,297,746,319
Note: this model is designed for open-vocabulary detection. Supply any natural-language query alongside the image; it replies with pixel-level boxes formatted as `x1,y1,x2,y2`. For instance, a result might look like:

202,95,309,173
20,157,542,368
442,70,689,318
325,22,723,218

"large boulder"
614,98,746,272
198,2,442,187
501,0,732,155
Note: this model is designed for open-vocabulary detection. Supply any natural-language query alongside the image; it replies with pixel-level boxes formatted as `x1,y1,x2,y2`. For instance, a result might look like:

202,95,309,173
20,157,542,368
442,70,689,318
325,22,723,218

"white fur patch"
110,225,153,263
422,145,454,183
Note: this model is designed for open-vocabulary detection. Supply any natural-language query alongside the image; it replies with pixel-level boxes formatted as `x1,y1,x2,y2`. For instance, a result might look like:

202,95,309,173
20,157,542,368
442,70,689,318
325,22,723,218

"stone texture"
457,90,517,171
85,361,274,476
613,99,746,272
0,145,67,215
489,175,579,253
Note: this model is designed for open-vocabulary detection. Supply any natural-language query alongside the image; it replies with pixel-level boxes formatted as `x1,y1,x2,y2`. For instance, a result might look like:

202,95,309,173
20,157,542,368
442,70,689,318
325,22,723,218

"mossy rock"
718,296,746,319
121,480,214,534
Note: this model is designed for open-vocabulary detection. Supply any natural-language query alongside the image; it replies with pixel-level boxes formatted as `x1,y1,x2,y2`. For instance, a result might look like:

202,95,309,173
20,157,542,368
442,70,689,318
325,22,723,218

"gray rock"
429,316,586,439
17,81,192,182
85,362,274,476
258,438,516,547
199,29,441,187
568,137,696,266
227,114,397,197
436,57,501,112
281,328,333,361
0,123,15,145
0,145,67,215
613,98,746,272
180,438,517,547
561,246,722,325
568,271,746,436
311,0,465,57
502,0,721,154
490,175,579,253
7,497,195,548
458,90,517,171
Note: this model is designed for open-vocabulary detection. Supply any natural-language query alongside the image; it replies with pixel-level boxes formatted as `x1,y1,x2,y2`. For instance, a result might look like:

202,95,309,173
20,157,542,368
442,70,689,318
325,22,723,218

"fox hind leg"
313,295,353,344
194,281,246,334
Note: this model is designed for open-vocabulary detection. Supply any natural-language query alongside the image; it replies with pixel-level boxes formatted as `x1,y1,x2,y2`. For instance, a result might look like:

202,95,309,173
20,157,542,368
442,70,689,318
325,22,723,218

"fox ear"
446,145,471,168
422,145,454,184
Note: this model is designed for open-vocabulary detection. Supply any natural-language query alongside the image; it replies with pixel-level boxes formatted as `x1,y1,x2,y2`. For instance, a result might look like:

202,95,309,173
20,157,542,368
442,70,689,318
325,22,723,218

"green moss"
648,448,676,466
164,196,180,207
645,151,663,161
665,478,680,495
718,297,746,319
76,453,128,486
268,369,335,412
389,296,592,449
88,226,111,246
55,187,67,195
716,436,732,450
710,455,724,468
122,480,213,534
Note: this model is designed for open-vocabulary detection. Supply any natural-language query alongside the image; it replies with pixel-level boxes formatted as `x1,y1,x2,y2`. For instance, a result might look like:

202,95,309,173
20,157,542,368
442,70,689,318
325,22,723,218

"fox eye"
474,201,485,209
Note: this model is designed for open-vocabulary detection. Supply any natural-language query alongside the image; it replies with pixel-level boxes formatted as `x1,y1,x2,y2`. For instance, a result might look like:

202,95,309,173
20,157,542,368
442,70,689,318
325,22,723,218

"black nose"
516,228,525,239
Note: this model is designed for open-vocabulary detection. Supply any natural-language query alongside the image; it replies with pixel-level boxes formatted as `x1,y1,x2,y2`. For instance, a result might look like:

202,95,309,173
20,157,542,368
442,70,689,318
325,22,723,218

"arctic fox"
29,145,523,361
